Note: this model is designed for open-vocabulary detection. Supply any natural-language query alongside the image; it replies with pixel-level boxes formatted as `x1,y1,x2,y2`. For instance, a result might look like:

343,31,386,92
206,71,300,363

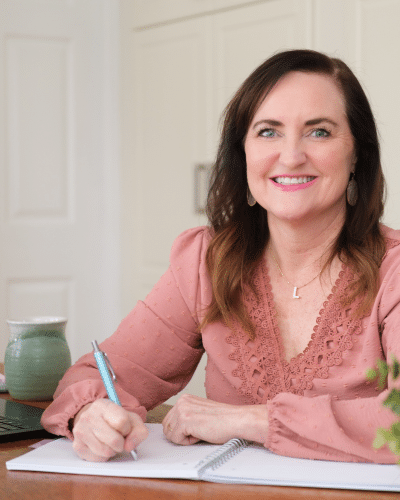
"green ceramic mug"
5,317,71,400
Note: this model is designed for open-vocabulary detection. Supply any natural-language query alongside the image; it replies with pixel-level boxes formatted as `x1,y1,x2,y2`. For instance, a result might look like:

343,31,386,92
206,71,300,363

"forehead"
252,71,347,121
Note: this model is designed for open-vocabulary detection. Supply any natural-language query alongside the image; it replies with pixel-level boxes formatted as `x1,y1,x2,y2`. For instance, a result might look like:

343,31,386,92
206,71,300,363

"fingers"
73,400,126,460
162,395,201,446
124,412,149,452
72,437,114,462
72,399,148,461
162,394,256,445
162,419,200,446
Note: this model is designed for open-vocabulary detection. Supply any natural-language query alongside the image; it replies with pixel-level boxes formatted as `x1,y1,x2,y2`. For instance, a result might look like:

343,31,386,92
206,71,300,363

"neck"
266,210,345,277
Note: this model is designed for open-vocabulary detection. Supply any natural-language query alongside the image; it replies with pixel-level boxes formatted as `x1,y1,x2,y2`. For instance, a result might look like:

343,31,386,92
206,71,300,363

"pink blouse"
42,225,400,463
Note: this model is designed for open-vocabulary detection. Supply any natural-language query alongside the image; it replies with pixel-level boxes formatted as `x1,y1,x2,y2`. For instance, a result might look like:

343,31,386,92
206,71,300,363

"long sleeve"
42,223,400,464
266,390,399,463
41,227,210,438
265,233,400,463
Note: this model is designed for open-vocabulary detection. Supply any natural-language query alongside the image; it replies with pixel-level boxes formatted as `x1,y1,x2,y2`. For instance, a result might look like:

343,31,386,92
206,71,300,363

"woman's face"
244,71,356,226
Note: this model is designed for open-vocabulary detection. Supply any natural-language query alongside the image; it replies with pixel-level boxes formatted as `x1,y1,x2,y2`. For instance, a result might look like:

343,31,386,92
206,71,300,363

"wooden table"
1,369,399,499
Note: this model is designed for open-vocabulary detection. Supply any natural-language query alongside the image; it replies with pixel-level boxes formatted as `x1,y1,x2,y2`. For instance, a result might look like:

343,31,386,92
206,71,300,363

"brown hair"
202,49,386,338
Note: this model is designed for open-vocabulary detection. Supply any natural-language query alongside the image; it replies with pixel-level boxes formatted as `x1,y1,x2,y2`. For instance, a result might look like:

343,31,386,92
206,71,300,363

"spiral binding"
196,438,249,477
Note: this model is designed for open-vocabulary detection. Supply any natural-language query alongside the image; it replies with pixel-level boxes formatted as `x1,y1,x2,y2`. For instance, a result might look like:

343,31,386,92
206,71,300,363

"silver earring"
247,188,256,206
347,173,358,206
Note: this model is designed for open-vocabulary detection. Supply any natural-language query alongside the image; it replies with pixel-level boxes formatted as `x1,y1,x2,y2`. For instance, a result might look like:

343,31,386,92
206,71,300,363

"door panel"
356,0,400,229
0,0,121,361
211,0,312,152
131,18,209,303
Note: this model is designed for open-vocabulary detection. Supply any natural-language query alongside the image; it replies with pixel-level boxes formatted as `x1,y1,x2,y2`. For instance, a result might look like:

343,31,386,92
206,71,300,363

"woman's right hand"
71,398,149,462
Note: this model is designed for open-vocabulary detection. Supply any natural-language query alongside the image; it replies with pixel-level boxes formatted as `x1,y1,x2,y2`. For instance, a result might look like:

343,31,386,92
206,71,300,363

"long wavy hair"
202,49,386,338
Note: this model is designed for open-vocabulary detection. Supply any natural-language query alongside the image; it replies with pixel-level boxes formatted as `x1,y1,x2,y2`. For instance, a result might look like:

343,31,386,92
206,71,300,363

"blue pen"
92,340,138,460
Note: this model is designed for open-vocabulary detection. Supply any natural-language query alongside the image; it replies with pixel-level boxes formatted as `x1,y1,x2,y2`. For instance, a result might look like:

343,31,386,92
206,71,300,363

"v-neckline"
224,236,400,403
260,258,342,367
225,259,363,403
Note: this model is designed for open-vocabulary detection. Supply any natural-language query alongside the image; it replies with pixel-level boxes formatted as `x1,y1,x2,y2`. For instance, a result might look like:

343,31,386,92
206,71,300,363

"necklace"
271,252,323,299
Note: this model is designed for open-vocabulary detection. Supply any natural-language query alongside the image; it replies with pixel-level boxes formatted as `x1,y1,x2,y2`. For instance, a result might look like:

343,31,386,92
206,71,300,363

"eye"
310,128,331,138
258,128,277,138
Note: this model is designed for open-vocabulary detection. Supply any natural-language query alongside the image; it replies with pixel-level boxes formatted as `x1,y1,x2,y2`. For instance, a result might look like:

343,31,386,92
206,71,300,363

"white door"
211,0,312,154
121,0,310,402
311,0,400,229
124,0,310,306
0,0,121,361
127,16,211,305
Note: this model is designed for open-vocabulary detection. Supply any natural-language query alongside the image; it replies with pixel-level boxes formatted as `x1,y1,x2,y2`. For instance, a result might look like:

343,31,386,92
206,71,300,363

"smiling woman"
245,71,355,226
41,50,400,466
204,50,384,334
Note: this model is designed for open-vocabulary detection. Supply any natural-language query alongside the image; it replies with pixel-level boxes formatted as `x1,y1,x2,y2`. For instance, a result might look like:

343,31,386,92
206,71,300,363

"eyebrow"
252,117,339,128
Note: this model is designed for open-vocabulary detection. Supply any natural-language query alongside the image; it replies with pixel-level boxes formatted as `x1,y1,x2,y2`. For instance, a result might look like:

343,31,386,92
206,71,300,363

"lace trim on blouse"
226,236,400,405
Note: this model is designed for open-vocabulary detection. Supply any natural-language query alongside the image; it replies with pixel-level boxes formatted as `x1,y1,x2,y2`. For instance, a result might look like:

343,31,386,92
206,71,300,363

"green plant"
367,358,400,461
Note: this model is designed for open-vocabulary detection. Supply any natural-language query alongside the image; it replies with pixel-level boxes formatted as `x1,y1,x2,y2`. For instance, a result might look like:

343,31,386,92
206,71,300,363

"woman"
42,49,400,464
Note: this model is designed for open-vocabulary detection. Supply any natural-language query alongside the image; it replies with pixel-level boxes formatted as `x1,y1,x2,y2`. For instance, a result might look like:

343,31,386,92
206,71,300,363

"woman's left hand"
162,394,269,445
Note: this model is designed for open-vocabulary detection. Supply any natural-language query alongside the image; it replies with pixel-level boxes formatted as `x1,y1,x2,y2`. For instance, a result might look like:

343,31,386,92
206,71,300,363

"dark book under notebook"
0,398,55,442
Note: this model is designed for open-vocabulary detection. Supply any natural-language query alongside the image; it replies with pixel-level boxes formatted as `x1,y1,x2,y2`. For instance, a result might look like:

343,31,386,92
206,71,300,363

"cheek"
317,149,353,179
245,145,275,176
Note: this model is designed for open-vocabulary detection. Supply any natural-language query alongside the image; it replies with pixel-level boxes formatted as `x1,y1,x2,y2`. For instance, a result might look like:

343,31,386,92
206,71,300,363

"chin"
267,209,323,225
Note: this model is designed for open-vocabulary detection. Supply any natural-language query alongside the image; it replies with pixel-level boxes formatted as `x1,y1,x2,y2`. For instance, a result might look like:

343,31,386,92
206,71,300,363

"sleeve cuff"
41,379,147,440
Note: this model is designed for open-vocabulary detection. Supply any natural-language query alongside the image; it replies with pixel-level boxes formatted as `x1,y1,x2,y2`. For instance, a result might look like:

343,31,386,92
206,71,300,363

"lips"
271,175,318,192
273,176,316,185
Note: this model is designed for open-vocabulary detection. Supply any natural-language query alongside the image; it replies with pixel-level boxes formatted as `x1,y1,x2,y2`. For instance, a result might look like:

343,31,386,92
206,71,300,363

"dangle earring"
347,172,358,206
247,187,256,207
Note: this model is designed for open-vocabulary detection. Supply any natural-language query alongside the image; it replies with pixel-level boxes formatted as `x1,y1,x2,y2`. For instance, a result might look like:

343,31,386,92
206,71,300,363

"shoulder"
168,226,213,309
377,225,400,288
381,224,400,246
170,226,213,264
380,224,400,266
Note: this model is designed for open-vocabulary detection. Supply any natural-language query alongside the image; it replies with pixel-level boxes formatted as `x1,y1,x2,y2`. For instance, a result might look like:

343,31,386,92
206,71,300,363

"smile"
273,176,316,185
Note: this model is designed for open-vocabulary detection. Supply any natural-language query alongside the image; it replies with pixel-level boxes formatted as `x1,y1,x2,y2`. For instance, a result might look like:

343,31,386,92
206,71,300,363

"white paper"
7,423,400,491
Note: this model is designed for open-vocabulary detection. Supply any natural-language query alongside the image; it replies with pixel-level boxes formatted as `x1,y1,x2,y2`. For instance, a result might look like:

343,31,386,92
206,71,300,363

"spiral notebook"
6,424,400,491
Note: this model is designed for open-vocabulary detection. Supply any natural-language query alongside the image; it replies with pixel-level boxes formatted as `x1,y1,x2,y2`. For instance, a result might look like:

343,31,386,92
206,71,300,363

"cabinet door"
130,18,210,302
211,0,312,147
132,0,208,27
353,0,400,229
312,0,400,229
131,0,269,29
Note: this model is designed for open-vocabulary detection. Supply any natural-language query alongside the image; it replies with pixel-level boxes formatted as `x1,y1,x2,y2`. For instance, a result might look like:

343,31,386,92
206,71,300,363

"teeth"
274,176,315,185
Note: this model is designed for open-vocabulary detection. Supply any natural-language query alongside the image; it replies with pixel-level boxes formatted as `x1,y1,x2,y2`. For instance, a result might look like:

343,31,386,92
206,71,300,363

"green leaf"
373,428,391,449
392,358,400,380
376,359,389,373
374,425,400,457
376,359,389,389
369,357,400,460
383,390,400,417
388,438,400,456
390,421,400,438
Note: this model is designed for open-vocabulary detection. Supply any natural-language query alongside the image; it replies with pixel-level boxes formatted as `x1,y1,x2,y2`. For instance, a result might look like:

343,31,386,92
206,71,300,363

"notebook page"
204,445,400,491
7,423,221,479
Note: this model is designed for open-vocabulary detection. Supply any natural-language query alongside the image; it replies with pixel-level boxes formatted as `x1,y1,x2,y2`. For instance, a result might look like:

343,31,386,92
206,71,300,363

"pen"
91,340,138,460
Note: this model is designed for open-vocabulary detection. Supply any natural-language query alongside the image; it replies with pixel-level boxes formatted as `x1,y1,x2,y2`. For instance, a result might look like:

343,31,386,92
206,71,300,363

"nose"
279,137,306,168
